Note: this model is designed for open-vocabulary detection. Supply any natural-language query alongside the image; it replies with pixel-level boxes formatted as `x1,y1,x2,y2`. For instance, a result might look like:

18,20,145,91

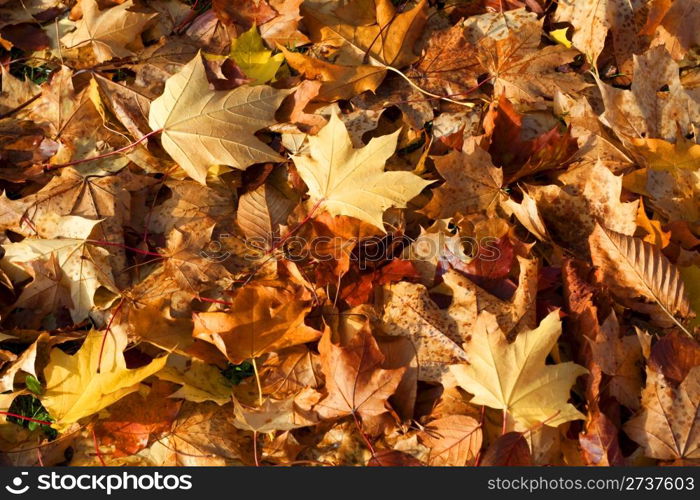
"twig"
0,93,41,119
351,412,377,460
253,431,260,467
43,128,163,172
87,240,164,258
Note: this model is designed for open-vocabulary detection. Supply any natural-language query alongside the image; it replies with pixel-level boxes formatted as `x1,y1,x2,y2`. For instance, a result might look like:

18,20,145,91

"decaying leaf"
624,366,700,461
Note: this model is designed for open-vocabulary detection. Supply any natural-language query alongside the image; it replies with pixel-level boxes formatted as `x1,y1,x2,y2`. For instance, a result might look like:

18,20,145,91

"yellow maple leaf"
291,113,432,231
148,53,290,184
549,28,572,48
41,330,168,431
450,311,587,430
229,25,284,84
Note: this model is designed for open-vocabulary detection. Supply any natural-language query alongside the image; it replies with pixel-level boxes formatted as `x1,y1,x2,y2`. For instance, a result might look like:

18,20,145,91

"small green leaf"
25,374,43,395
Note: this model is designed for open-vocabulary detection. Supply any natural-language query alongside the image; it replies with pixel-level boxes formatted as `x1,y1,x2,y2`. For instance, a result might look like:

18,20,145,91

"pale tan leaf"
61,0,157,63
624,366,700,460
148,53,290,184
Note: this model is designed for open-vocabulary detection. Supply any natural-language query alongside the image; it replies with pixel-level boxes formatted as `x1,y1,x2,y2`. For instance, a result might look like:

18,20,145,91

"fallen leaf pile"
0,0,698,467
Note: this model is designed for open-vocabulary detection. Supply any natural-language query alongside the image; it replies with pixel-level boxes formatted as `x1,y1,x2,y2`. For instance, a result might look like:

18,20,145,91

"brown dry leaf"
597,46,700,143
193,283,320,364
419,415,482,466
636,198,671,248
24,66,79,137
502,190,550,242
0,334,43,392
61,0,157,63
481,432,533,466
232,395,317,433
147,179,235,236
588,224,693,334
624,366,700,460
589,312,643,409
554,0,649,68
529,161,639,256
315,324,405,423
155,401,251,466
281,47,386,102
0,67,39,115
422,140,505,220
302,0,428,68
92,73,152,140
649,330,700,384
212,0,277,29
260,346,322,398
0,216,119,323
381,275,470,383
410,24,481,101
236,177,296,250
555,92,634,174
580,410,626,466
642,0,700,60
259,0,310,48
464,9,587,105
94,380,182,458
628,137,700,223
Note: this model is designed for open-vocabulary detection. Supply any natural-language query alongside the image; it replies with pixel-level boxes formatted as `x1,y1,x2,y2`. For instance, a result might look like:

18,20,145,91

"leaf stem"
194,295,234,307
253,430,260,467
43,128,163,172
91,427,107,466
0,410,52,426
351,411,377,461
265,198,325,256
87,239,164,258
